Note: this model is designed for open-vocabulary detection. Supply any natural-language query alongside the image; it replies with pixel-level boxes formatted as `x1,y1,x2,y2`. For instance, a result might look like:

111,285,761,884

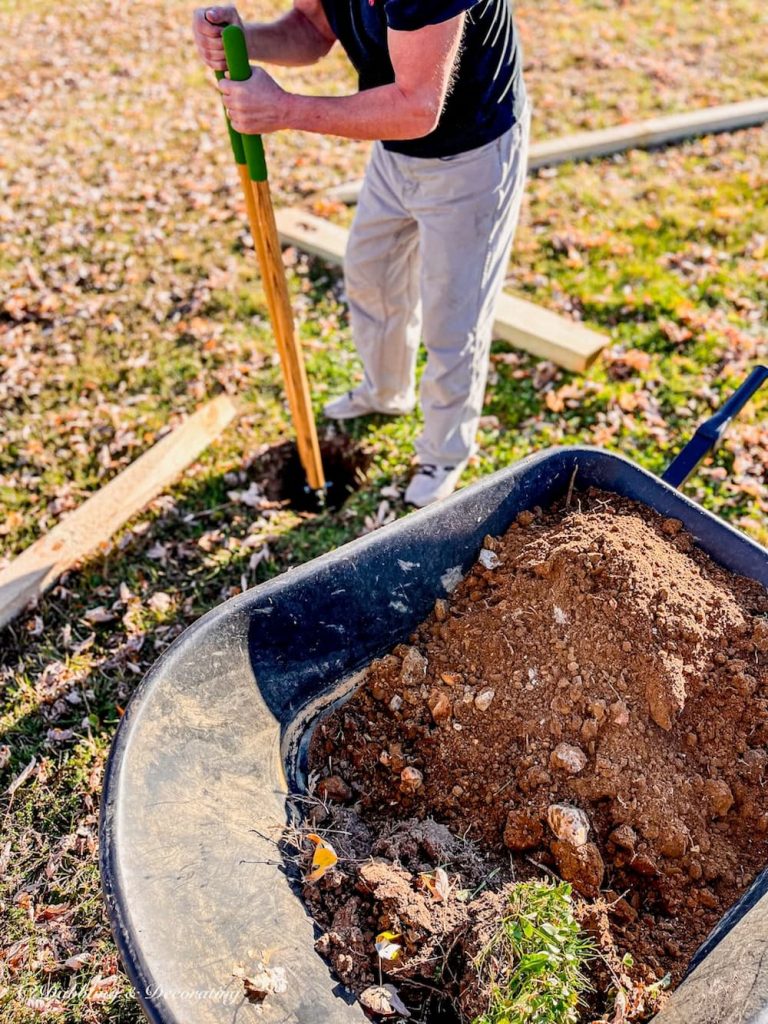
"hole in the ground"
251,433,372,512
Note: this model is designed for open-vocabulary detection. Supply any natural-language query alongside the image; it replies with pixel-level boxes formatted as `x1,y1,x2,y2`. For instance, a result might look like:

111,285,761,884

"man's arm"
219,14,465,141
193,2,335,71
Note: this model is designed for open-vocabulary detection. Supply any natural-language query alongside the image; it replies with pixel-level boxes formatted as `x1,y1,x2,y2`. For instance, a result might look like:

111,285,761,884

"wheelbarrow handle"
662,364,768,489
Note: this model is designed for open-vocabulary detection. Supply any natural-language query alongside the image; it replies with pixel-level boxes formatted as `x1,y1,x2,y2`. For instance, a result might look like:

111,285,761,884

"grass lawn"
0,0,766,1020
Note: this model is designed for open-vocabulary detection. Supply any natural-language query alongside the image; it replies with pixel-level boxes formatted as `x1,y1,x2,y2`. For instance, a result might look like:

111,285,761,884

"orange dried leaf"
419,867,450,902
305,833,338,881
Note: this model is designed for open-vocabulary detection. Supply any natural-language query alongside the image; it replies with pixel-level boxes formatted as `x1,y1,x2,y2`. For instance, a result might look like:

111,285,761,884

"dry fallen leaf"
234,961,288,1004
6,757,37,797
419,867,450,903
360,984,410,1017
305,833,339,881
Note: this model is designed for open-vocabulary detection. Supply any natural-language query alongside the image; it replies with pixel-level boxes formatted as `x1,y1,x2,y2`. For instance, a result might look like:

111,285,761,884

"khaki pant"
345,108,530,465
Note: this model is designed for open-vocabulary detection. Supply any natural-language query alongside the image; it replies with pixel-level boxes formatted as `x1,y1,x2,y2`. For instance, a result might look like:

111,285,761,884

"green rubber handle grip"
215,69,246,167
222,25,268,182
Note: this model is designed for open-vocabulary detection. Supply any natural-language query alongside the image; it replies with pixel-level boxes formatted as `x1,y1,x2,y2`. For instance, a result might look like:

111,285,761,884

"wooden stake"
0,396,238,631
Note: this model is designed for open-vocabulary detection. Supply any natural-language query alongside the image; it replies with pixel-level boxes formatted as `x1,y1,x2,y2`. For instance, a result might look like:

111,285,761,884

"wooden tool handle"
221,26,325,492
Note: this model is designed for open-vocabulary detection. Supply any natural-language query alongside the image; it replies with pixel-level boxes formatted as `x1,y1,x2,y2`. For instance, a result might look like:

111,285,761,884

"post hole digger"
210,20,327,502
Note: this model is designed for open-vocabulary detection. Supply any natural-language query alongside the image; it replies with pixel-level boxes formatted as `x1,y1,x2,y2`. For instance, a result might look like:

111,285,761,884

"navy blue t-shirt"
319,0,525,158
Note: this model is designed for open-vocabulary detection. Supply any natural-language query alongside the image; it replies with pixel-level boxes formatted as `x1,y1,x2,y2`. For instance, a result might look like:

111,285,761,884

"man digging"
194,0,529,506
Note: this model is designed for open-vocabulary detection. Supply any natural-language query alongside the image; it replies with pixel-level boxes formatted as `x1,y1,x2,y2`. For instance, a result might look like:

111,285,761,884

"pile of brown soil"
303,489,768,1020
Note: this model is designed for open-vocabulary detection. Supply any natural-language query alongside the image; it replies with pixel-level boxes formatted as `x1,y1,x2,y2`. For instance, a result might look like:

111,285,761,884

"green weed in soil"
473,882,593,1024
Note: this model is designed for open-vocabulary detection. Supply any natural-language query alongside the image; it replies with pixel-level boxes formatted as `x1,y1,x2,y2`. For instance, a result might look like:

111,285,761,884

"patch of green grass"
473,882,593,1024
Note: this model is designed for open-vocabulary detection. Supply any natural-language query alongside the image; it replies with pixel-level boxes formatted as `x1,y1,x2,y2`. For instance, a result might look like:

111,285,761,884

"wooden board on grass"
275,208,605,372
0,395,238,631
325,97,768,203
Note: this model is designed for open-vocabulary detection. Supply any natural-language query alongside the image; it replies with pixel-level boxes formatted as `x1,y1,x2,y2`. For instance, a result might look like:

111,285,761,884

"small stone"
478,549,500,570
388,694,403,713
590,700,607,722
517,510,535,526
610,701,630,727
688,859,703,881
428,689,452,724
661,518,683,537
400,647,428,687
580,718,599,742
370,679,389,702
658,824,688,859
474,688,496,711
452,785,464,798
752,619,768,653
609,824,637,852
434,599,449,622
483,534,501,552
547,804,590,847
646,663,686,731
400,767,423,794
550,743,587,775
316,775,352,803
628,851,658,877
551,840,604,897
703,778,734,818
504,809,544,851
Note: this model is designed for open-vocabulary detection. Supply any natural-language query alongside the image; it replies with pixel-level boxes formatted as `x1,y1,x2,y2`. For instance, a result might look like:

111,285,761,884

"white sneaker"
404,462,466,508
323,387,413,420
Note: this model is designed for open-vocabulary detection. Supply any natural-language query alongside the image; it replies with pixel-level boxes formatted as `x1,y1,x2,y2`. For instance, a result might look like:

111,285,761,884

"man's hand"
219,69,290,134
193,5,243,71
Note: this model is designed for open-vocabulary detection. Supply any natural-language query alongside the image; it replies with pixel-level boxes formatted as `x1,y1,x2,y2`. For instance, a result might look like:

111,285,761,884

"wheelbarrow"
100,367,768,1024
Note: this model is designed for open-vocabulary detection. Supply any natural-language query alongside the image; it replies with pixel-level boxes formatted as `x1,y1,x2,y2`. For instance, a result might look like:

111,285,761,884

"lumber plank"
324,97,768,203
493,293,604,372
276,206,349,263
0,396,238,630
275,208,605,372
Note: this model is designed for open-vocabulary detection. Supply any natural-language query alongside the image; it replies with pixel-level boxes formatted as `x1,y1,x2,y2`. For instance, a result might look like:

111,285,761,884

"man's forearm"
244,10,332,66
284,84,439,141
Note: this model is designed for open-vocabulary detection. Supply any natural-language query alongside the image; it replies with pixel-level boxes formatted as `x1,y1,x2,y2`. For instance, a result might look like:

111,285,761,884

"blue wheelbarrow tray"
101,379,768,1024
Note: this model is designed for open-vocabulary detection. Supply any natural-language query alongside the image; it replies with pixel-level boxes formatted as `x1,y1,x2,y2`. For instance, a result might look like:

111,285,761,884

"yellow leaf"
305,833,339,882
375,931,402,961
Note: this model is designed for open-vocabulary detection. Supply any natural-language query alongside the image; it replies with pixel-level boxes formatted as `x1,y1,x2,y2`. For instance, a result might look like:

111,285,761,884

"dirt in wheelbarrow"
300,487,768,1022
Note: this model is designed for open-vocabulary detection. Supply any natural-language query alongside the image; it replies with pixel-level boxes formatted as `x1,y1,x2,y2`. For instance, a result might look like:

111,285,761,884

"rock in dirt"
551,840,605,897
478,549,500,570
316,775,352,803
609,824,637,851
550,742,587,775
474,688,495,711
503,808,544,850
399,647,428,686
703,778,734,818
646,654,687,730
547,804,591,847
428,689,452,724
400,767,423,794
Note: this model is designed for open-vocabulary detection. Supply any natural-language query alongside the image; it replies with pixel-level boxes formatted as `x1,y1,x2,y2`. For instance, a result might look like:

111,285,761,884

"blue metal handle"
662,365,768,489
